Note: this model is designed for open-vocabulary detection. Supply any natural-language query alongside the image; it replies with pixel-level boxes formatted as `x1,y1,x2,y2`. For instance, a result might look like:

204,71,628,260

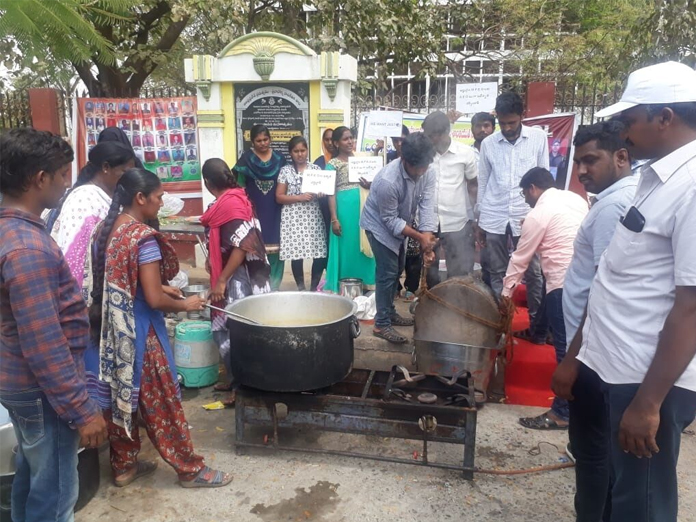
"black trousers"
396,255,422,294
291,258,325,291
570,363,696,522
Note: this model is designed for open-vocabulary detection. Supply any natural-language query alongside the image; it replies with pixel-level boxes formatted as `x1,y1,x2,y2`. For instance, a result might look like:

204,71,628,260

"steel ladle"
204,303,262,325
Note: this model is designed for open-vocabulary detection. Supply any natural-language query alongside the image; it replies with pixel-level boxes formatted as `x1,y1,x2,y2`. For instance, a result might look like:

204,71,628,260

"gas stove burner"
235,367,479,479
417,392,438,404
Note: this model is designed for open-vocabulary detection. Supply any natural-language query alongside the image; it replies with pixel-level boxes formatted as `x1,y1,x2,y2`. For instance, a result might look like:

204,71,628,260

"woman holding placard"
324,127,376,293
276,136,327,291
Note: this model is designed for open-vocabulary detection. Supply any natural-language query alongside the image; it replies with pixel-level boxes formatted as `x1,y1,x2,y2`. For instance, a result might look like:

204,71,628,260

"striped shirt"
477,125,550,235
0,208,99,427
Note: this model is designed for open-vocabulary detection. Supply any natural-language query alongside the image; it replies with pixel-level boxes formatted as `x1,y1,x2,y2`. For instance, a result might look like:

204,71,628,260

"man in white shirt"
552,61,696,522
499,168,588,431
476,92,549,338
554,120,637,522
422,111,479,288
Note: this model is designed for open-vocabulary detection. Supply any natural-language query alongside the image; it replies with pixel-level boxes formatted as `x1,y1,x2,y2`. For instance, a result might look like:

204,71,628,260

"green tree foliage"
631,0,695,68
0,0,133,90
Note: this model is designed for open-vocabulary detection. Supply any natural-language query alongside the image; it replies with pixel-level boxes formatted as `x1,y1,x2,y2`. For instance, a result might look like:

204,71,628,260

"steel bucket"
182,284,209,319
339,278,363,300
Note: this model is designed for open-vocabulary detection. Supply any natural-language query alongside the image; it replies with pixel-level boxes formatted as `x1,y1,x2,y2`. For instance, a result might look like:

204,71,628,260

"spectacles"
519,189,526,197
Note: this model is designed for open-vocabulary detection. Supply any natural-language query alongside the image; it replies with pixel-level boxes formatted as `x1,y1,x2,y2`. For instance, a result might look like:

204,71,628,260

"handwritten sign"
301,170,336,196
348,156,384,183
455,82,498,114
365,110,404,138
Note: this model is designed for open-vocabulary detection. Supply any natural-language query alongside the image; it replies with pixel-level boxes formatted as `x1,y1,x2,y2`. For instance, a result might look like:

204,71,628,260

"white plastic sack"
353,293,376,321
158,192,185,218
168,270,189,289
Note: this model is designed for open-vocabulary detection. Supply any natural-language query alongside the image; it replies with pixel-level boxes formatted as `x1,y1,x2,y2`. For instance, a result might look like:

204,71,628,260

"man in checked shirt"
0,128,107,522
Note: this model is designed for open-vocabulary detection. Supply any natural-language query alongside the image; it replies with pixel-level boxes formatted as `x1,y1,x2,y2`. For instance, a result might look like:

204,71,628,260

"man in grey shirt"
556,120,637,521
361,133,438,344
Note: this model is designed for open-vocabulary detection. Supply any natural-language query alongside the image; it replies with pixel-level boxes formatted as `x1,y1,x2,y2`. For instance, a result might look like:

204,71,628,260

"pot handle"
350,316,361,339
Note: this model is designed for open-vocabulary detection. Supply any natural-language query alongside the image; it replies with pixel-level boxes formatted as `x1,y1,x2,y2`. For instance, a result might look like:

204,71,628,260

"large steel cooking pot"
412,276,502,392
225,292,360,392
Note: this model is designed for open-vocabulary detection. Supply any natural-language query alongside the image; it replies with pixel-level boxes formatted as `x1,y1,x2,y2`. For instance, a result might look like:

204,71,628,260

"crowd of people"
0,59,695,522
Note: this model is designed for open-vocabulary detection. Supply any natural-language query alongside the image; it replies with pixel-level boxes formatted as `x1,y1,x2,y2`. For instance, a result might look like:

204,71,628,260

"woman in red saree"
201,158,271,401
87,168,232,488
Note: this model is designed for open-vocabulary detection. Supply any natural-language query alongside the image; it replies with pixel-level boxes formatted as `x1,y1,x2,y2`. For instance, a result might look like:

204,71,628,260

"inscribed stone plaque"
235,83,310,161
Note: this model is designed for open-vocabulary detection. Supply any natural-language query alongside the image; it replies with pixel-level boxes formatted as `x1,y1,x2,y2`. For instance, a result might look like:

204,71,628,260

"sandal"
516,329,546,345
390,314,414,327
221,390,236,407
373,327,408,344
213,382,235,392
180,466,233,488
519,412,569,430
114,460,158,488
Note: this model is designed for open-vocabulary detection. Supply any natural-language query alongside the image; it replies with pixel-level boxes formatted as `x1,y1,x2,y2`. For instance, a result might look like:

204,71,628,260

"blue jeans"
605,382,696,522
0,388,80,522
545,288,569,421
367,232,404,329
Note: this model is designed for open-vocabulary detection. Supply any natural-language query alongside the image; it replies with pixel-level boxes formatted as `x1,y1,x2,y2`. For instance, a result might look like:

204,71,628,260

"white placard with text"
348,156,384,183
301,170,336,196
365,110,404,138
455,82,498,114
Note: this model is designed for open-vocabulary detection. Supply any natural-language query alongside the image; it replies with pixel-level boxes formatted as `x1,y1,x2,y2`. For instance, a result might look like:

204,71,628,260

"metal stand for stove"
235,367,478,479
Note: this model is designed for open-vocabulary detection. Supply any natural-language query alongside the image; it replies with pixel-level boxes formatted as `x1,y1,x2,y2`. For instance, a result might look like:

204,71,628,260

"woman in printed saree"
200,158,271,402
88,168,232,488
324,126,376,293
232,124,286,290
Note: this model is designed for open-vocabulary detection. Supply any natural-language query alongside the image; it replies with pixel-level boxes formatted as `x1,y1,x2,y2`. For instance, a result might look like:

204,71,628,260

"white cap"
595,61,696,118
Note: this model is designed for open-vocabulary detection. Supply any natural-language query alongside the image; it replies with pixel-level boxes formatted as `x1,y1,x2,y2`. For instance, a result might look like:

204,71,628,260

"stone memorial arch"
184,32,357,205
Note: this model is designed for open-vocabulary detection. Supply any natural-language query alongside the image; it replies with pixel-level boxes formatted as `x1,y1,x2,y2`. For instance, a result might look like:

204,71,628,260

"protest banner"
523,112,579,193
364,110,404,138
77,96,200,193
455,82,498,114
301,170,336,195
357,113,474,154
348,156,384,183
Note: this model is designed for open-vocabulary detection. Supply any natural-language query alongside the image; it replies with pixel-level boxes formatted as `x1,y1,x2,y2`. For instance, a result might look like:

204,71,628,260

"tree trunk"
75,2,190,98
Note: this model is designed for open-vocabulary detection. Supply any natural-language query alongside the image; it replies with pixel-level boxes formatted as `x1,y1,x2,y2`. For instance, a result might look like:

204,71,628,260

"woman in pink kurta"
48,141,136,286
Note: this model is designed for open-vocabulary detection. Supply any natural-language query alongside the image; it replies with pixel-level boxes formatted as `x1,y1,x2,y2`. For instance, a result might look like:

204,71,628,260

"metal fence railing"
0,90,32,130
555,82,624,125
350,80,624,129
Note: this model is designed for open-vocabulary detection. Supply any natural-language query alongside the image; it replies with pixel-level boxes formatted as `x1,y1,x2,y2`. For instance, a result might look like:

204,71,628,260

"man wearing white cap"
552,61,696,522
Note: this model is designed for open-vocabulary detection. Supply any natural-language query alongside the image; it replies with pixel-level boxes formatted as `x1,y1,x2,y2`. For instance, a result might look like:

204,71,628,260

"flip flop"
519,412,569,430
373,327,408,344
114,460,158,487
180,466,233,488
